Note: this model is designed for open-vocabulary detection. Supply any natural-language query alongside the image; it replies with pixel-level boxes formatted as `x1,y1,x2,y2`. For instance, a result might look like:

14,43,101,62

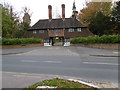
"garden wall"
72,44,119,50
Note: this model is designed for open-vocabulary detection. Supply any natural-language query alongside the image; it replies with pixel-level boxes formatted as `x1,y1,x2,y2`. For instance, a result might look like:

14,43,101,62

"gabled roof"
29,18,86,30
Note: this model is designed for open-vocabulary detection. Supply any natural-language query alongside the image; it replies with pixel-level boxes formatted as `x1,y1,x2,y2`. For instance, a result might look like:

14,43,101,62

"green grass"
23,78,99,89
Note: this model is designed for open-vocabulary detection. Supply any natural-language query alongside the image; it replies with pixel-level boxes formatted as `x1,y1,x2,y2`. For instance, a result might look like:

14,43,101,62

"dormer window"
77,28,81,32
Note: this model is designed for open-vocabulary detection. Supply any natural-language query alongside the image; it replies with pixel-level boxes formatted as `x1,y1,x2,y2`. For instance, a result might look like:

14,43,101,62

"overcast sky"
1,0,119,25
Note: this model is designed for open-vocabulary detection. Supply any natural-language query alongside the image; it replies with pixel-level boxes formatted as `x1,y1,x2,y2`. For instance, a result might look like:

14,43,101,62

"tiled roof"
29,18,86,30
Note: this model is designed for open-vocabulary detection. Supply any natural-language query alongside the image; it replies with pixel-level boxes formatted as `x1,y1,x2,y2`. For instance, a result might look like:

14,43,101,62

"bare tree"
22,7,31,25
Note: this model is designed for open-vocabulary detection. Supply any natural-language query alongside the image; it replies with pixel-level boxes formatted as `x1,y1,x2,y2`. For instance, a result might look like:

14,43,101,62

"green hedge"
2,38,41,45
71,35,120,44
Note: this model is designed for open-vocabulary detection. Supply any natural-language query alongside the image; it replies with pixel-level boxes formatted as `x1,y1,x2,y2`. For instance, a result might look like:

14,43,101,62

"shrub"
2,38,41,45
71,35,120,44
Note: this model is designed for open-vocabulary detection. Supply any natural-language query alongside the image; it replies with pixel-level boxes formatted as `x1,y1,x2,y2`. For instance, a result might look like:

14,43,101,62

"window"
77,28,82,32
39,30,44,33
52,29,60,34
68,28,74,32
33,30,37,34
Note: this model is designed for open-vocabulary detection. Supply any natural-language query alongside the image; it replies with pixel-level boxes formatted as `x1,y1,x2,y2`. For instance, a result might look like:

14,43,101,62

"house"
26,3,93,46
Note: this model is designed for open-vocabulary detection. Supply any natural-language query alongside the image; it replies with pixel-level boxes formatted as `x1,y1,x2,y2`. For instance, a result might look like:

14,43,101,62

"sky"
1,0,119,26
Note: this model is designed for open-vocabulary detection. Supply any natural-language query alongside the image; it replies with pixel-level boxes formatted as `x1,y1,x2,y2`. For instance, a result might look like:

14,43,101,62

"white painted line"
21,60,62,63
21,60,39,63
83,62,118,65
13,75,43,78
68,79,100,88
113,52,119,54
43,61,62,63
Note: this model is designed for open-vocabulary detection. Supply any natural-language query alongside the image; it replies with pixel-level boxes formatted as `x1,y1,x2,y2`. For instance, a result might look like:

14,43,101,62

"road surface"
2,46,119,88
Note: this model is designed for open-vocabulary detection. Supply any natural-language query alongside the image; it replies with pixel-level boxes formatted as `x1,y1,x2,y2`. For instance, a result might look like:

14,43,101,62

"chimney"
48,5,52,20
61,4,65,19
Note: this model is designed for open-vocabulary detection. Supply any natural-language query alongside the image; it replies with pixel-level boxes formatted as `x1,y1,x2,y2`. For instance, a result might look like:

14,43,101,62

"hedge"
2,38,41,45
71,35,120,44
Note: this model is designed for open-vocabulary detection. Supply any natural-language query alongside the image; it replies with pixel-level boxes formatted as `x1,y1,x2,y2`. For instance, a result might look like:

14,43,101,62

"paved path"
2,46,119,88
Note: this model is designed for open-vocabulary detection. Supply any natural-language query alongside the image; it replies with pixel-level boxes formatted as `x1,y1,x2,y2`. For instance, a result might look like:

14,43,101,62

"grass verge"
23,78,99,89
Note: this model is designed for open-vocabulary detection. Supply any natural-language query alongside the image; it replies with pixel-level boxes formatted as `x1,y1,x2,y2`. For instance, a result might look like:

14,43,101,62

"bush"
2,38,41,45
71,35,120,44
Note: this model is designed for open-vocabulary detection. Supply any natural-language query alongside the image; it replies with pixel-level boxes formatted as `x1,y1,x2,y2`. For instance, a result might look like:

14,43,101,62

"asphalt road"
2,46,119,87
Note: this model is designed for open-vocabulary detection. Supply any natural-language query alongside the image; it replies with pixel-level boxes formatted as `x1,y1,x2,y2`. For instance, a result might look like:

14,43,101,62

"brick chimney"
48,5,52,20
61,4,65,19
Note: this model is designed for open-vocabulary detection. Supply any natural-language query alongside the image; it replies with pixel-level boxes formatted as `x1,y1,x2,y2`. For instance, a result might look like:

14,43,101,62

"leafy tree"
89,11,112,36
78,2,112,26
2,5,16,38
2,3,32,38
0,4,2,38
111,1,120,34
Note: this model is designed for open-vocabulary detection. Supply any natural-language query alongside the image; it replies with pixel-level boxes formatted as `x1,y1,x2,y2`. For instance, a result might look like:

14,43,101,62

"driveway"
2,46,119,88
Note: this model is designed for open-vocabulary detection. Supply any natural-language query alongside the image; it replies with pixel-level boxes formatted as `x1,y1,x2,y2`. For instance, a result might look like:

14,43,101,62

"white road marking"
21,60,39,62
21,60,62,63
113,52,119,54
83,62,118,65
42,61,62,63
13,75,43,78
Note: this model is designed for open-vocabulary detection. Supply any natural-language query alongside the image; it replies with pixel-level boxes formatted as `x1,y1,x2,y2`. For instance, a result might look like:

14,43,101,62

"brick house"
26,4,93,46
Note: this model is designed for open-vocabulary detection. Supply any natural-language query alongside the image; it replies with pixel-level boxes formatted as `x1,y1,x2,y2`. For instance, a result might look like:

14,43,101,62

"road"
2,46,119,88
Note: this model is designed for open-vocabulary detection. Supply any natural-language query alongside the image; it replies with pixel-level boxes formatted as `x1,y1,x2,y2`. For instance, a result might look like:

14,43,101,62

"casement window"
52,29,61,34
77,28,82,32
68,28,74,32
33,30,37,34
39,30,44,33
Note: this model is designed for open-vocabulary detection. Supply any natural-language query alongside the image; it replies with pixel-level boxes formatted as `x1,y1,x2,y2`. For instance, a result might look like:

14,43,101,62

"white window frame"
77,28,82,32
33,30,37,34
68,28,74,32
39,30,44,33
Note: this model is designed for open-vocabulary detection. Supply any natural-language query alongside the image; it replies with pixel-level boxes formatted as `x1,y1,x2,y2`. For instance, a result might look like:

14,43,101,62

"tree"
22,7,31,25
0,4,2,38
1,2,23,38
78,2,112,26
18,7,31,38
2,3,32,38
13,7,32,38
111,1,120,34
2,4,16,38
89,11,112,36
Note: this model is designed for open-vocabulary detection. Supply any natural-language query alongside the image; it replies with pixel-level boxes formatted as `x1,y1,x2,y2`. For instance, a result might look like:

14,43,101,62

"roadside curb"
0,52,25,55
68,79,100,89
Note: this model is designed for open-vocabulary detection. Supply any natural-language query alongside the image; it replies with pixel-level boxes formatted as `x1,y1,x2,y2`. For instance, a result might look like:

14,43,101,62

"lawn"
23,78,99,89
